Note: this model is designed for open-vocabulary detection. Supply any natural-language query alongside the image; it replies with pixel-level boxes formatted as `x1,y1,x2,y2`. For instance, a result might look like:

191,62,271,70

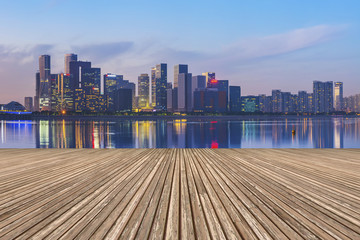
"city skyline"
0,1,360,103
12,53,356,114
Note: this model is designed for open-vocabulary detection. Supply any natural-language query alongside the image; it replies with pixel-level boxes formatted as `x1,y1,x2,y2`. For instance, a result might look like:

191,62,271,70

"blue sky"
0,0,359,103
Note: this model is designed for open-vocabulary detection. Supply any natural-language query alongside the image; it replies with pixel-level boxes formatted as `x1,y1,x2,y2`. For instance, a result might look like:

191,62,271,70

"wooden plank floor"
0,149,359,239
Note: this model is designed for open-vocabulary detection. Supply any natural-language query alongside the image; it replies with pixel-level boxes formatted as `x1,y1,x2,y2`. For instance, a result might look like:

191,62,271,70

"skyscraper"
155,63,167,110
202,72,216,88
38,55,51,111
334,82,344,111
64,54,78,74
104,74,123,111
174,64,188,88
151,67,156,107
209,80,229,111
177,72,192,112
81,67,101,95
313,81,333,113
191,75,206,109
138,74,150,108
229,86,241,112
35,72,40,111
69,61,92,91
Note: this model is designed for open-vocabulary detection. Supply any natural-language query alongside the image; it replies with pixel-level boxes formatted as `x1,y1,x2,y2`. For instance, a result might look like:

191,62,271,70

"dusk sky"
0,0,359,104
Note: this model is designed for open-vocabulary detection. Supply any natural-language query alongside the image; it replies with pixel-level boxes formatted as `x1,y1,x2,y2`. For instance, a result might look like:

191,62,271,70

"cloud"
0,24,355,104
71,42,134,64
221,25,346,62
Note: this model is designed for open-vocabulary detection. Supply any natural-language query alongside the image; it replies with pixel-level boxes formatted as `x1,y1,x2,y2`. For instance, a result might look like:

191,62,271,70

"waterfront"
1,116,359,148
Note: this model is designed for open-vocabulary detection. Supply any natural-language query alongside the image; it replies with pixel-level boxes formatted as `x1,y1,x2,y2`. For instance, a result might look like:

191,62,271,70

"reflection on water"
0,117,359,148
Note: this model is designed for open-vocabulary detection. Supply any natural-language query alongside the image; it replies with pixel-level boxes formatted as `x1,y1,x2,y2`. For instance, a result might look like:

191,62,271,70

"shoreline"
0,114,359,121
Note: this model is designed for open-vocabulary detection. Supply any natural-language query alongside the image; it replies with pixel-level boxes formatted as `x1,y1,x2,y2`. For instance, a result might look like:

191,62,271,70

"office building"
69,61,91,90
193,88,227,113
138,74,150,108
81,67,101,95
167,89,173,112
155,63,167,110
35,72,40,111
334,82,344,111
64,54,77,74
209,80,229,111
177,72,192,112
38,55,51,111
151,67,156,107
191,75,206,109
202,72,216,87
24,97,33,111
114,88,132,111
74,89,86,112
229,86,241,112
174,64,188,88
104,74,123,111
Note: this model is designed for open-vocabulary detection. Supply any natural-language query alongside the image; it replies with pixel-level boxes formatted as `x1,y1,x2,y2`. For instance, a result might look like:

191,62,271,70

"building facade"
229,86,241,112
334,82,344,111
138,74,150,108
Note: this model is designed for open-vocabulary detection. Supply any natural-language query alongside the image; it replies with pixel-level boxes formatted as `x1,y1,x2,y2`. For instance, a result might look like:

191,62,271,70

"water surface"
1,117,359,148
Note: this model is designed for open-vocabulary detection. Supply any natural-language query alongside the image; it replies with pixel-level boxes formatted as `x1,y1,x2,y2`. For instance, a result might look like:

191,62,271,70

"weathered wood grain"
0,149,359,239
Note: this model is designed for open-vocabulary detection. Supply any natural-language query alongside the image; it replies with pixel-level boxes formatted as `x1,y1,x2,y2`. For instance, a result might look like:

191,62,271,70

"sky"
0,0,359,104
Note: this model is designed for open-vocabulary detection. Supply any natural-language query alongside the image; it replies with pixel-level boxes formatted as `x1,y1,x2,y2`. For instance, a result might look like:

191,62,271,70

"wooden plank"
0,149,358,239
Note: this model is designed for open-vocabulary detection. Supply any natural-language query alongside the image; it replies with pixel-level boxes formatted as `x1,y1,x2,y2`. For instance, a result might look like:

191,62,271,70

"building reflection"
21,117,359,149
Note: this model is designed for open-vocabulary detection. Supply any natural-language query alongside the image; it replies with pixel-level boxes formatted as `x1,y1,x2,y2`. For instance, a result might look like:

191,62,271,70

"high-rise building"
313,81,333,113
281,92,291,112
229,86,241,112
272,90,282,113
177,72,192,112
69,61,92,91
138,74,150,108
259,94,266,113
324,81,333,113
191,75,206,110
104,74,123,111
155,63,167,110
151,67,156,107
202,72,216,88
298,91,308,112
334,82,344,111
38,55,51,111
55,73,73,111
209,80,229,111
64,54,77,74
174,64,188,88
193,88,227,113
167,89,173,112
81,67,101,95
35,72,40,111
24,97,33,111
307,93,314,113
113,88,132,111
74,89,86,112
